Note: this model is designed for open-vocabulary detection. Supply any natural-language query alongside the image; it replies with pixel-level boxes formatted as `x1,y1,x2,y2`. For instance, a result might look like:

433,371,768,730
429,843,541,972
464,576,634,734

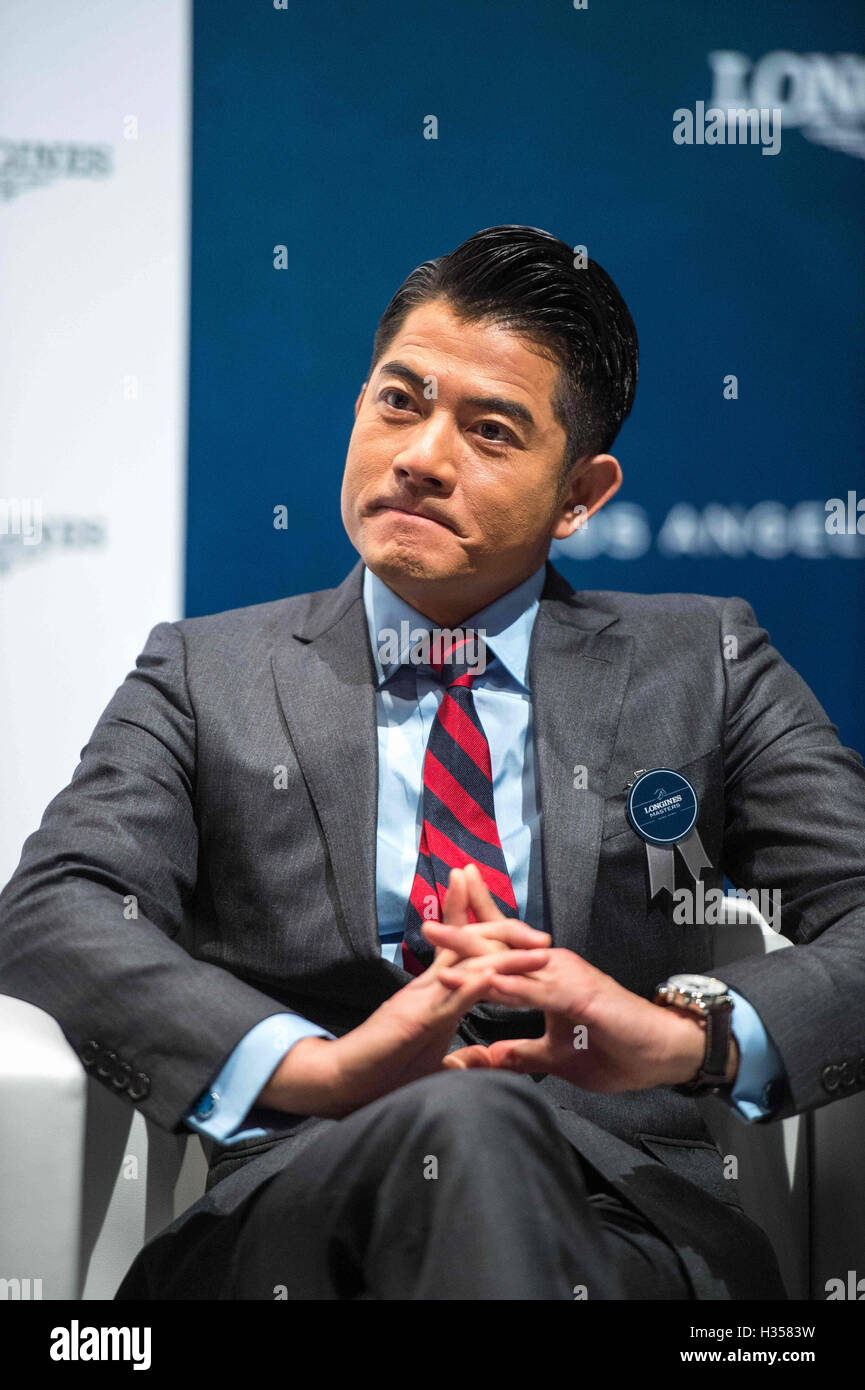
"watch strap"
674,998,733,1095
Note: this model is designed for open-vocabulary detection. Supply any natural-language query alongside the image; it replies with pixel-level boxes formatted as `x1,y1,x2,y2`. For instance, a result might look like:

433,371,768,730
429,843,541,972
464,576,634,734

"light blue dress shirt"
187,564,784,1142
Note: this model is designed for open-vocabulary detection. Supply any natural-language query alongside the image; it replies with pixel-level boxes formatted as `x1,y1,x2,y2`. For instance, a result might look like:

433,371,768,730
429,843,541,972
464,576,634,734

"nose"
390,415,457,491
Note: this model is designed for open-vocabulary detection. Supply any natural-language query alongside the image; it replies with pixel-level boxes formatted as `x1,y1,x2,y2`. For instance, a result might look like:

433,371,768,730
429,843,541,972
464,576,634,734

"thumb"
486,1037,551,1073
443,1045,492,1070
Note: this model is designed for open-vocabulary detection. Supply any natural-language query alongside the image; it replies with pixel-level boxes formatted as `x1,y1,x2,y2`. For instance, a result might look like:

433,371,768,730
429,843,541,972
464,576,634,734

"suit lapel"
530,565,633,951
270,560,381,962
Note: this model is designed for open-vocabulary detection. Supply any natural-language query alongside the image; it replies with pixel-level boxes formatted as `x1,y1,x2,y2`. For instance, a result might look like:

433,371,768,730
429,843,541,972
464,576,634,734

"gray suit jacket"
2,559,864,1297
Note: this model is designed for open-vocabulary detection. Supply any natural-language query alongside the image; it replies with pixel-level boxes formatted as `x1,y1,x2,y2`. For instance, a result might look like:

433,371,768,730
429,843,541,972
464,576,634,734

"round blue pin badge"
626,768,699,846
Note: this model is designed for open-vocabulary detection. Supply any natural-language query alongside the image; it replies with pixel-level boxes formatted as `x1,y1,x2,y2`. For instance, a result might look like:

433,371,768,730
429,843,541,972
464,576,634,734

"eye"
475,420,515,445
379,387,417,412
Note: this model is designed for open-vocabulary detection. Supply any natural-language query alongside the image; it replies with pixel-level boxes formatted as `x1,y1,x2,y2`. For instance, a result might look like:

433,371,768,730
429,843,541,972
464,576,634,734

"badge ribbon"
626,768,712,898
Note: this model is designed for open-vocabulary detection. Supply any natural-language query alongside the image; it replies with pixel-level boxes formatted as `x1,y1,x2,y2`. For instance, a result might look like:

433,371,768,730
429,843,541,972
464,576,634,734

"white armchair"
1,898,863,1299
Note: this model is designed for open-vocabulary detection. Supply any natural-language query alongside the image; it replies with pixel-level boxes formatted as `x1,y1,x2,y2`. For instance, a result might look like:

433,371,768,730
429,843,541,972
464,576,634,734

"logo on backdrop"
552,501,865,562
706,51,865,161
0,140,113,202
0,503,106,578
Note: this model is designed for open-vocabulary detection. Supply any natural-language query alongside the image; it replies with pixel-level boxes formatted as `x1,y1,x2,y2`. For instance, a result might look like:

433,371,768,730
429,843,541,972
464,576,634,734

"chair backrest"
0,994,87,1301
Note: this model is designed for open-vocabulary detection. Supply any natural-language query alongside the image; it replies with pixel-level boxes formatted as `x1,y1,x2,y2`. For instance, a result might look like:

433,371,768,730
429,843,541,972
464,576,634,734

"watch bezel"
654,974,732,1015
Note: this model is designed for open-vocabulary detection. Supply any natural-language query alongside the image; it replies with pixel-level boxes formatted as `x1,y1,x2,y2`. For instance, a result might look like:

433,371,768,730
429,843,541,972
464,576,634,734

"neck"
371,562,546,627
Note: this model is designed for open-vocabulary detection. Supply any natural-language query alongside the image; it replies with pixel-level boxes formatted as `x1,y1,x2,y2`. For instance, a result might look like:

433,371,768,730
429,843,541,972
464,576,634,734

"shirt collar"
362,562,546,692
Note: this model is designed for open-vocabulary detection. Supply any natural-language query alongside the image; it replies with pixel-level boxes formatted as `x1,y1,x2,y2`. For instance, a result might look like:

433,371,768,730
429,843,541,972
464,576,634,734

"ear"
354,382,368,419
551,454,622,541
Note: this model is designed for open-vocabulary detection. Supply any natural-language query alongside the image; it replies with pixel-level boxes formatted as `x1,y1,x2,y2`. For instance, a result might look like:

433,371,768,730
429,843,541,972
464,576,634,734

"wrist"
256,1035,343,1116
657,1008,707,1086
723,1031,740,1085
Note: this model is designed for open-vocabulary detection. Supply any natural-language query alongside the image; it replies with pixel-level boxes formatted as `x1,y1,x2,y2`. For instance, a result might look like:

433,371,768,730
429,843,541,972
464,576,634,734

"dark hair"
366,224,638,485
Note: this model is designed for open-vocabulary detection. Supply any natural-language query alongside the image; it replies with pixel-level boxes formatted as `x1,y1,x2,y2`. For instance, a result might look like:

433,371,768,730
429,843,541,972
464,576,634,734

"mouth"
368,502,458,534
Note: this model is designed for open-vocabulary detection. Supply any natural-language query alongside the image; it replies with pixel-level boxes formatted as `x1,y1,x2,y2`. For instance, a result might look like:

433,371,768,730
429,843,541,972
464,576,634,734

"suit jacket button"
839,1060,857,1088
128,1072,150,1101
762,1079,782,1109
79,1040,100,1067
96,1049,117,1078
111,1060,132,1090
822,1063,840,1093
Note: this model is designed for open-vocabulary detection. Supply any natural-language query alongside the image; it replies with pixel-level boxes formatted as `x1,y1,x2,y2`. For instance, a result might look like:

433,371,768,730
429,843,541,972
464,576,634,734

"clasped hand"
427,866,730,1094
259,863,726,1119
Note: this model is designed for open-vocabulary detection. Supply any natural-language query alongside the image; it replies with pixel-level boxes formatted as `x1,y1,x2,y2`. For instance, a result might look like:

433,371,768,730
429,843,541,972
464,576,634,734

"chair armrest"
699,899,809,1298
0,994,87,1299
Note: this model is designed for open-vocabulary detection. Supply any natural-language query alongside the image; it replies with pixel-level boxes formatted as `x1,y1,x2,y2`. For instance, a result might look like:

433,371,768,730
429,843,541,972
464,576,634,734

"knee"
388,1068,557,1145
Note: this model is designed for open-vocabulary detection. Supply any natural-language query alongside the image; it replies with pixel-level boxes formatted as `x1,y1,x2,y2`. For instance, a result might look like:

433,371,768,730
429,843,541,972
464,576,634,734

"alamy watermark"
673,884,781,929
377,623,488,674
825,491,865,535
673,102,782,156
0,496,42,546
49,1321,151,1370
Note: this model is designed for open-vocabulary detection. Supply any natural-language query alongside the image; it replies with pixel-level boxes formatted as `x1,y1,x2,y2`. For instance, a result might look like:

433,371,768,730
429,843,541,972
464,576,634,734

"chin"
372,550,451,585
364,533,464,584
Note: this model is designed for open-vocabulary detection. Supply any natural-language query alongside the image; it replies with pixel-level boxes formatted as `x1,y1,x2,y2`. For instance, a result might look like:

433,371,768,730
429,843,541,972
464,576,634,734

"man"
2,224,864,1300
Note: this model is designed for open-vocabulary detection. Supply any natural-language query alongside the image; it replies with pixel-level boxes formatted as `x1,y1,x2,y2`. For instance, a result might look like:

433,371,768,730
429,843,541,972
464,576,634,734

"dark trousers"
118,1071,695,1300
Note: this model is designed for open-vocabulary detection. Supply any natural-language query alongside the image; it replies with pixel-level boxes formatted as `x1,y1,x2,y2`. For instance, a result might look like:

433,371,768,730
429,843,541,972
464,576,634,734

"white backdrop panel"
0,0,190,883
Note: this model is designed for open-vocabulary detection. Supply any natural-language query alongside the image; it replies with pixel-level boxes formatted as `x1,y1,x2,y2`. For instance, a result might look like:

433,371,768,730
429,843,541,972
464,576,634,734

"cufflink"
194,1089,219,1119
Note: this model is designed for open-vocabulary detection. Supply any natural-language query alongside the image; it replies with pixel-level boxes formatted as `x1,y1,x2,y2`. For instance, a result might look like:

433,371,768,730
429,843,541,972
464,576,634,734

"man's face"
340,297,619,621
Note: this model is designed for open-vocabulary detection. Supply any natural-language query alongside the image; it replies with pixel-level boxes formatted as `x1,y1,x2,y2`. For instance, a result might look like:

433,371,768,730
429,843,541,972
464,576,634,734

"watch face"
666,973,726,1000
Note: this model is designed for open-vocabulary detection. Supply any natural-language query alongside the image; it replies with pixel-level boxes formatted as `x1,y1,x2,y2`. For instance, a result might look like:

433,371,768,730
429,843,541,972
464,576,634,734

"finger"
438,967,547,1011
422,920,550,956
422,921,489,957
464,861,507,921
486,1037,551,1073
434,867,469,968
447,966,497,1015
444,948,551,976
442,867,469,926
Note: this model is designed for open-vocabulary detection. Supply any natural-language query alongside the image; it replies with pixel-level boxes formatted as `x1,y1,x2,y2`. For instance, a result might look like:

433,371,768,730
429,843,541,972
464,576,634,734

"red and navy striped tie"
402,634,518,975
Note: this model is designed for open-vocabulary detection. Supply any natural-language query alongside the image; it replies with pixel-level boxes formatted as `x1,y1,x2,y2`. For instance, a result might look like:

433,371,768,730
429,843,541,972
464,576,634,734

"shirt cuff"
184,1013,336,1144
722,988,787,1122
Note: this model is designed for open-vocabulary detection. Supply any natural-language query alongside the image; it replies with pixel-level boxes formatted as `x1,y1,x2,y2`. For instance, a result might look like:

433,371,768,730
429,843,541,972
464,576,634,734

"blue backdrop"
186,0,864,749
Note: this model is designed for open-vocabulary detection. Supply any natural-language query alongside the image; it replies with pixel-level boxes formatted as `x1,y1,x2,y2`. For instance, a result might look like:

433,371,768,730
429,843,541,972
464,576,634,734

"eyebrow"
376,359,538,434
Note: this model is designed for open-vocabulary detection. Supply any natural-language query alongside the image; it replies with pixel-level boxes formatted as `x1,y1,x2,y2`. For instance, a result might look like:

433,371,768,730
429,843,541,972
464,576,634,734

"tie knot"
409,629,487,687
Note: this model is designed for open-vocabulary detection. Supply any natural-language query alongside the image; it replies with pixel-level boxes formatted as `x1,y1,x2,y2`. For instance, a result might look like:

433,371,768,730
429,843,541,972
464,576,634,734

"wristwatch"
653,973,734,1095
